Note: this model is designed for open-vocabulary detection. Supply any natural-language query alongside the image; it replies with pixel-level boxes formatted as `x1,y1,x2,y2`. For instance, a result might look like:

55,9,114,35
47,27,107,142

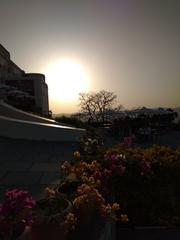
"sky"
0,0,180,113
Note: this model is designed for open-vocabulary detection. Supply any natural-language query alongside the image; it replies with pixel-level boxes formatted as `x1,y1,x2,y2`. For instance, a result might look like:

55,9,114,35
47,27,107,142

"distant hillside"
52,113,73,119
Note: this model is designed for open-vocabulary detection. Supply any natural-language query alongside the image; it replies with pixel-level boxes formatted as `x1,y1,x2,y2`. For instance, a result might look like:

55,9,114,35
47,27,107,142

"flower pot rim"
34,197,72,218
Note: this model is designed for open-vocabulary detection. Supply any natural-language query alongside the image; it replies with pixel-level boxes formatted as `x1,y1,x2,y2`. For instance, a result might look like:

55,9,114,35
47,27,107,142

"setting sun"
44,59,89,103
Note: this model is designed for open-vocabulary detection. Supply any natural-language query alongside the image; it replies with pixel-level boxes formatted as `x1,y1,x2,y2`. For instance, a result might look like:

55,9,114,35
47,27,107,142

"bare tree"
79,90,122,123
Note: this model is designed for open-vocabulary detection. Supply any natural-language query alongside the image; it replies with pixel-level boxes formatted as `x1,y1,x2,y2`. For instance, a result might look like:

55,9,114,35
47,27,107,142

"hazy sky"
0,0,180,113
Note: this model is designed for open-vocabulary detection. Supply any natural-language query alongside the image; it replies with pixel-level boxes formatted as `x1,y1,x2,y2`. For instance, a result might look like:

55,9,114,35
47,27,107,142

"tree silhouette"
79,90,122,123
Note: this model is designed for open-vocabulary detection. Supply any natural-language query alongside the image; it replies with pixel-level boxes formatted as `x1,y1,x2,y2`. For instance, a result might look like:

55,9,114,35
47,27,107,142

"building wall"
0,44,24,83
6,79,34,96
9,61,24,77
0,52,10,83
25,74,49,116
0,44,10,60
42,82,49,116
0,44,49,116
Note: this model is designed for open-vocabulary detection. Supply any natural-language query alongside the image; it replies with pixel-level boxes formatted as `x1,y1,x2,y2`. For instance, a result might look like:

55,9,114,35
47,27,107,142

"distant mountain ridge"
52,113,72,118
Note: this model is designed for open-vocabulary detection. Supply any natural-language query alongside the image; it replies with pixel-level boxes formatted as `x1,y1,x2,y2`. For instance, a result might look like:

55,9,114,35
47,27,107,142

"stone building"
0,44,24,82
0,44,49,116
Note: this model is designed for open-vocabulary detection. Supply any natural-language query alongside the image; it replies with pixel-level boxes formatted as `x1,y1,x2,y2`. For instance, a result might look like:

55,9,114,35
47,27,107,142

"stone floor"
0,137,77,200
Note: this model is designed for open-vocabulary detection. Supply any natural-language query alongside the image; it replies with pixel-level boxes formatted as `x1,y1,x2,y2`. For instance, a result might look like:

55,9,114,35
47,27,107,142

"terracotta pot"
30,198,72,240
0,220,25,240
75,206,96,227
31,222,67,240
68,209,103,240
13,222,26,239
0,220,13,240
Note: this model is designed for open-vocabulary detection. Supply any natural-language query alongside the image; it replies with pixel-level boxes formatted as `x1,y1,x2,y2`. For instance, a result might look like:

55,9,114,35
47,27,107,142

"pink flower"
93,171,102,180
118,165,126,176
110,154,118,164
0,189,35,226
103,169,112,177
110,164,117,171
141,161,151,175
122,136,134,147
104,152,119,164
104,152,110,161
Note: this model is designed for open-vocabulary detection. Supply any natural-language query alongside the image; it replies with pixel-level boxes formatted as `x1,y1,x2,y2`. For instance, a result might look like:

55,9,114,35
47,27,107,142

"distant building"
0,44,49,116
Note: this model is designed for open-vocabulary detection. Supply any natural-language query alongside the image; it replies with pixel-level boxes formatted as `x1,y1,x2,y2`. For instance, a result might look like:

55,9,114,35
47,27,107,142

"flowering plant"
26,187,77,240
0,189,35,239
104,146,153,178
34,189,70,219
72,183,127,222
78,136,104,156
103,144,180,226
60,159,127,224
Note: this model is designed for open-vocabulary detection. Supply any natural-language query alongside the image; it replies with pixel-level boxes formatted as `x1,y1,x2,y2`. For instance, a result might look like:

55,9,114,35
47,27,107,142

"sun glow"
44,59,89,102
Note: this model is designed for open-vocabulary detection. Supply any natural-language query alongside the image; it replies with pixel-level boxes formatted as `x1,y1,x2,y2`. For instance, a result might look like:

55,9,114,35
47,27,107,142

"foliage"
71,139,180,226
34,195,69,219
1,142,180,237
55,115,87,128
0,154,125,239
104,144,180,226
78,136,104,156
60,159,126,222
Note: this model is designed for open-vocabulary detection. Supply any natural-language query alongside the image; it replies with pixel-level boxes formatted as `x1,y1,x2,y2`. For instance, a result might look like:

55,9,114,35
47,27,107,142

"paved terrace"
0,137,77,201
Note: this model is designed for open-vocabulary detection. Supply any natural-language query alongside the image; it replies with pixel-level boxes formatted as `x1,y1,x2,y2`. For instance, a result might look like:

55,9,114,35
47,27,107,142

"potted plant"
30,188,73,240
59,158,125,239
0,189,35,240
